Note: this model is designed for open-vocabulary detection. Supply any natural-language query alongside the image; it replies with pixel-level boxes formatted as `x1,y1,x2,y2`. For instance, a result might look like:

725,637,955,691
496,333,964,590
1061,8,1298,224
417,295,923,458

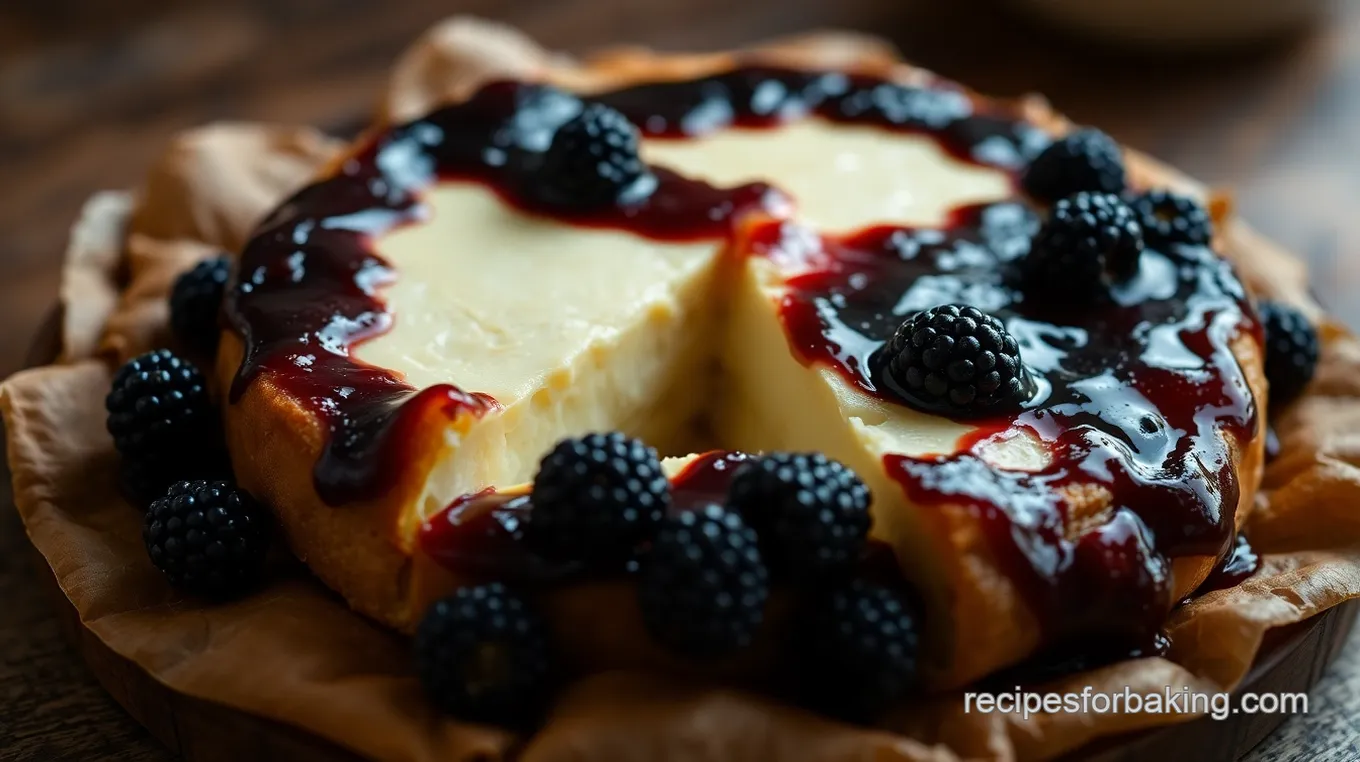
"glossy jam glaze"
418,451,752,580
1196,533,1261,595
226,65,1261,650
225,66,1039,505
760,200,1258,644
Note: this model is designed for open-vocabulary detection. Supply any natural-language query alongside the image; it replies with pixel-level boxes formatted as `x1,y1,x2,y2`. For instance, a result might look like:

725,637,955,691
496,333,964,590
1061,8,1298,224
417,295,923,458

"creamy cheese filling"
354,118,1036,528
355,183,721,523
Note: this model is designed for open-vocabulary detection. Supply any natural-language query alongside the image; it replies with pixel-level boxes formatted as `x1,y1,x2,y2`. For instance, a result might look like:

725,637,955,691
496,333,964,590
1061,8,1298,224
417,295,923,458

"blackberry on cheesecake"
1022,128,1127,202
218,34,1272,697
877,304,1032,416
1126,190,1213,249
1023,191,1145,297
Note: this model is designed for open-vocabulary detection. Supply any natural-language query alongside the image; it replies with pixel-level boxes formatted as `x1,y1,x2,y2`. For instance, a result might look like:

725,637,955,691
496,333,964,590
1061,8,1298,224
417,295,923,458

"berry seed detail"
727,452,872,582
143,480,270,596
637,504,770,658
1024,191,1145,298
527,431,670,564
878,304,1033,416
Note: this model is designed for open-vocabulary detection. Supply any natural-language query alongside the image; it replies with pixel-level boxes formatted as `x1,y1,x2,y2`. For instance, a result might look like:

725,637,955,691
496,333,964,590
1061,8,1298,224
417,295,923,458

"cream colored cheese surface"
353,183,716,402
359,118,1013,403
642,120,1011,231
352,116,1038,526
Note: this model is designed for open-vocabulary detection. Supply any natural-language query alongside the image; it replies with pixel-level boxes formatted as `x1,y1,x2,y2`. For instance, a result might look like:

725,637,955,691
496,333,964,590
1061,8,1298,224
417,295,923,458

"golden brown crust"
216,21,1268,690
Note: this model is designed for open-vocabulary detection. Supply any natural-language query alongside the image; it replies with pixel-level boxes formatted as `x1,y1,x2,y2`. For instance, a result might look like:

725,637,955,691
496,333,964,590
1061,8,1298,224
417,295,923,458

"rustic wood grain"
4,0,1360,760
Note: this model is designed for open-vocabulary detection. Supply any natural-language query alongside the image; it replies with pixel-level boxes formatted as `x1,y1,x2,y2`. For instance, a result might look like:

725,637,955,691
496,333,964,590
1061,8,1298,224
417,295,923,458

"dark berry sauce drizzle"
226,65,1261,651
225,67,1039,505
1195,532,1261,595
761,201,1259,645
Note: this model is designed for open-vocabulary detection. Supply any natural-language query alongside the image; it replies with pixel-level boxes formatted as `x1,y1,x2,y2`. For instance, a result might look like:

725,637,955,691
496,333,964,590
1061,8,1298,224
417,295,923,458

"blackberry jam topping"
878,304,1033,415
225,67,1037,504
766,192,1256,643
228,64,1259,651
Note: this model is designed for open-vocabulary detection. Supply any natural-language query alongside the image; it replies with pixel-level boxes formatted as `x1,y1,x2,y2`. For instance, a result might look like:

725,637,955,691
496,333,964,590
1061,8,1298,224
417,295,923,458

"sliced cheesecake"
218,34,1265,689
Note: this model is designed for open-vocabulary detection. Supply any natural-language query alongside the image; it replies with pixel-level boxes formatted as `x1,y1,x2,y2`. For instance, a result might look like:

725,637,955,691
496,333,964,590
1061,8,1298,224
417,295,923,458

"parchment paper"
7,16,1360,762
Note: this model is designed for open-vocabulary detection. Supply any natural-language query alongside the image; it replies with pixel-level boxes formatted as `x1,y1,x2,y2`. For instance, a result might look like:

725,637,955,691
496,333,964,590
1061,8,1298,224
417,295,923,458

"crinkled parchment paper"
6,16,1360,762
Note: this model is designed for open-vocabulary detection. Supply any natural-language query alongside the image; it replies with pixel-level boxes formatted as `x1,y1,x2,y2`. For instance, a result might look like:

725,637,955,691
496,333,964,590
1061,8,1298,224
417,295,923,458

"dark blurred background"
2,2,1360,760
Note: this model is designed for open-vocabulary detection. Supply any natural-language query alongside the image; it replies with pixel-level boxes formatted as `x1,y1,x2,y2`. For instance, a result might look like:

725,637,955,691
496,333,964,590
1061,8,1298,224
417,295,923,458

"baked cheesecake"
215,38,1266,692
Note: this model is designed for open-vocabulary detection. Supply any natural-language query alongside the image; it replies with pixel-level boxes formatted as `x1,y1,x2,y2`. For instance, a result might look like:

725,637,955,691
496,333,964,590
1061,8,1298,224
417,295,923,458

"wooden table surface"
4,1,1360,759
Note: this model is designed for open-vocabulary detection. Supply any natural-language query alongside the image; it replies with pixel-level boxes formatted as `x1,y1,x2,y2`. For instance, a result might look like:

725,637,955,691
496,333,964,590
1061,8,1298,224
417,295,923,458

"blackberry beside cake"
205,31,1271,698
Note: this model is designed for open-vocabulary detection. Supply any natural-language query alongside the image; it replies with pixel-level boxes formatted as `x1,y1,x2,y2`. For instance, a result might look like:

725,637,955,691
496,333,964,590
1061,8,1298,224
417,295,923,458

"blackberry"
800,579,920,719
170,255,231,352
143,480,269,596
1024,191,1144,297
526,432,670,564
637,504,769,658
535,103,651,208
878,304,1032,416
727,452,871,582
1259,300,1319,405
1127,190,1213,249
105,349,217,462
414,583,552,724
1022,128,1127,202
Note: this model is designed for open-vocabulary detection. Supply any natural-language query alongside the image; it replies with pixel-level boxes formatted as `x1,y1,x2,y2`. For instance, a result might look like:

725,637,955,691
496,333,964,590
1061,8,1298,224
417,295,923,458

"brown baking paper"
8,16,1360,762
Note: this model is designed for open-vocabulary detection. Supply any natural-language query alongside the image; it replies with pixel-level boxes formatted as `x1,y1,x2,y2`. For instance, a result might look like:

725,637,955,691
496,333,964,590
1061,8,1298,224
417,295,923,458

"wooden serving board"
22,306,1360,762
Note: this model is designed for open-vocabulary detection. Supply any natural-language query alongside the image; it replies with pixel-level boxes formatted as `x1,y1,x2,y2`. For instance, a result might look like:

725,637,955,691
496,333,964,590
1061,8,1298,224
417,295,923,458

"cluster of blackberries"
1021,128,1317,405
1021,129,1214,299
106,256,269,598
414,433,921,724
877,128,1318,417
